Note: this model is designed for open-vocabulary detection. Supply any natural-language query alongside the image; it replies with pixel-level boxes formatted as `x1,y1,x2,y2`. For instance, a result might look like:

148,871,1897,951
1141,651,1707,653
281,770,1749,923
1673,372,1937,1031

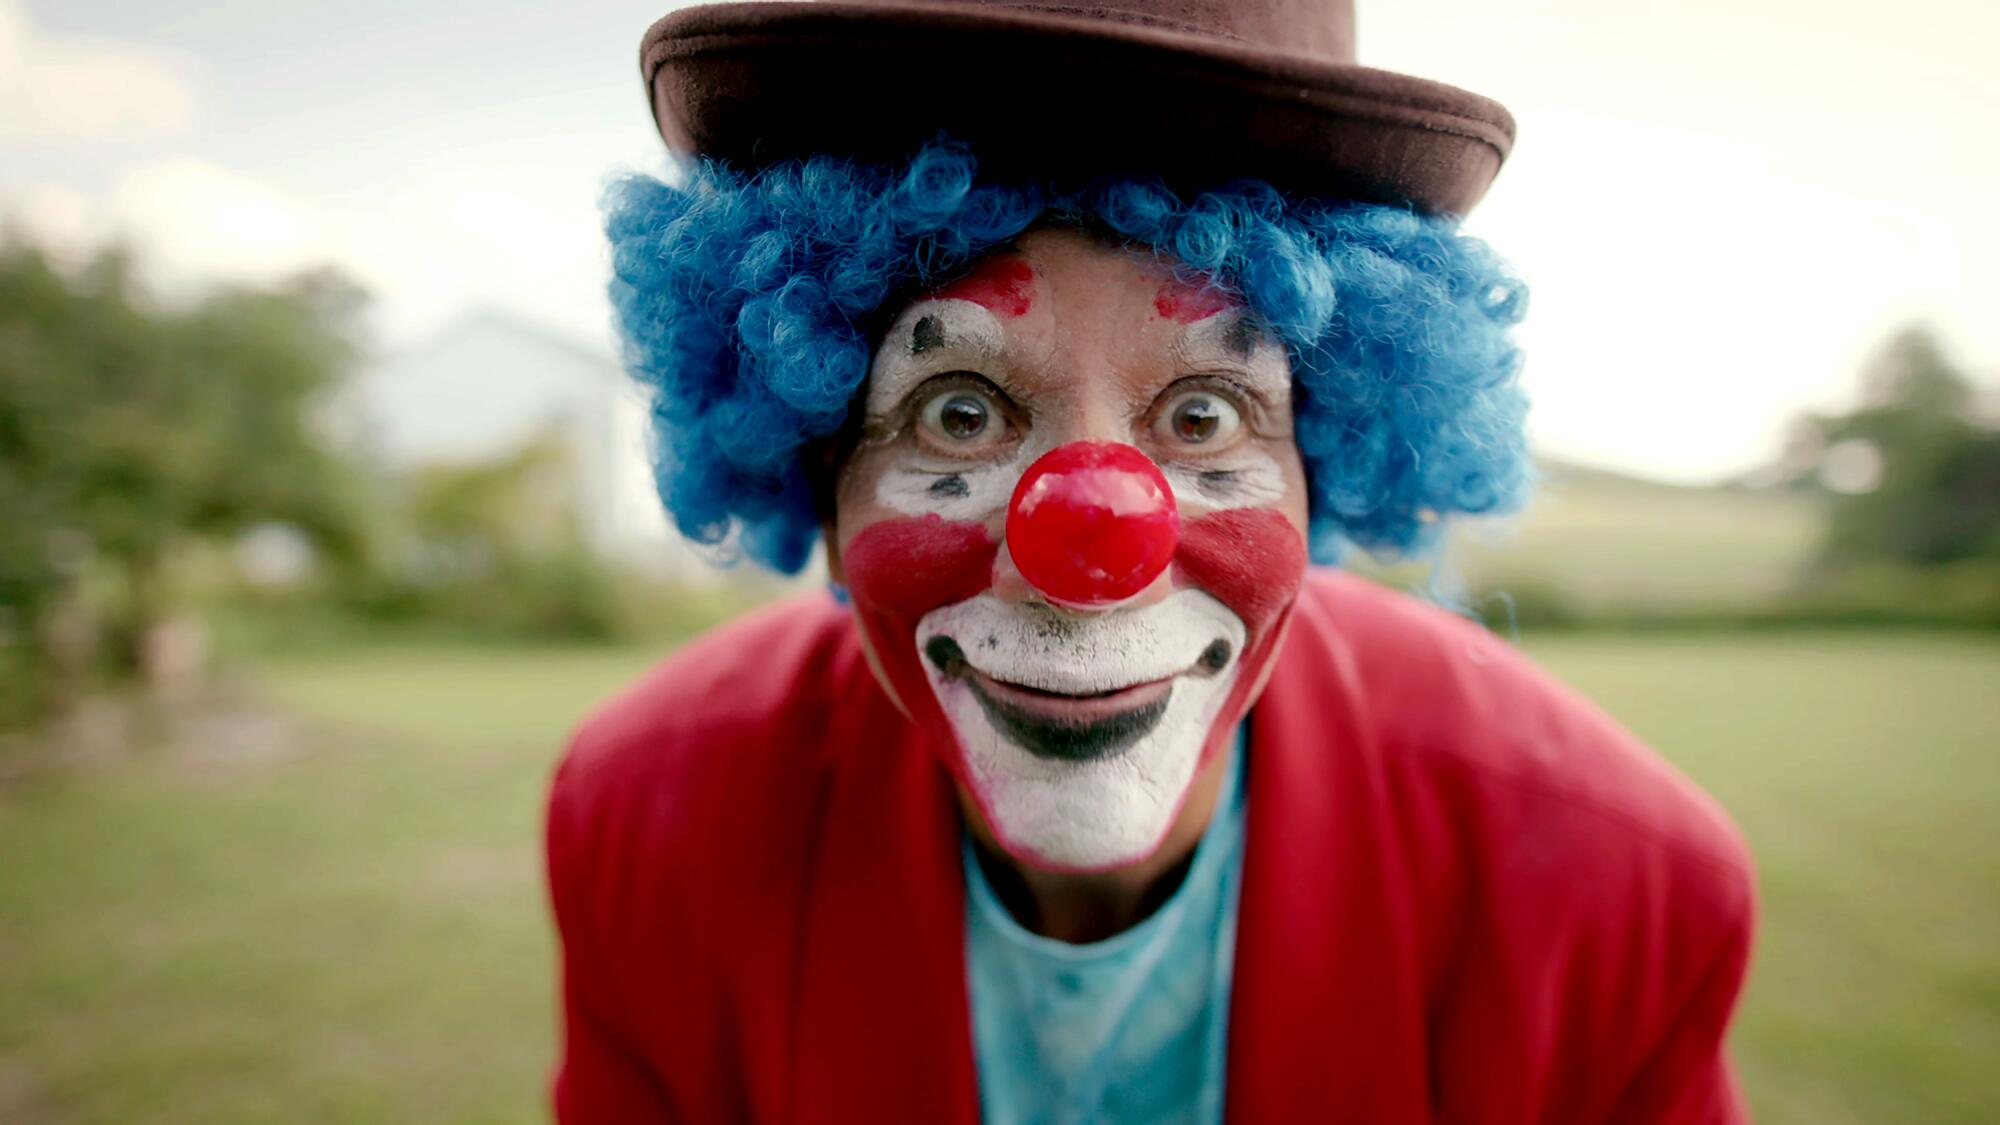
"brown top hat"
640,0,1514,215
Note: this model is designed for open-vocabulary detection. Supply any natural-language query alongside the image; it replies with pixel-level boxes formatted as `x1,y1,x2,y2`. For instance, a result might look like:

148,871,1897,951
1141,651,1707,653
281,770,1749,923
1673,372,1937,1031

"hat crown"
642,0,1512,214
860,0,1356,59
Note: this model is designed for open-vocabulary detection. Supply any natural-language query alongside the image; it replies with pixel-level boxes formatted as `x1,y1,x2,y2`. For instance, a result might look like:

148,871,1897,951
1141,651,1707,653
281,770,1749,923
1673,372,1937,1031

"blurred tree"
354,433,625,640
0,239,373,722
407,434,579,575
1799,326,2000,568
0,243,95,720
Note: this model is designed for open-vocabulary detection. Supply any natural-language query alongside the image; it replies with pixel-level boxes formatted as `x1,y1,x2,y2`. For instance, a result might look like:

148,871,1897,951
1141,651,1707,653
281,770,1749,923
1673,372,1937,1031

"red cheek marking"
1174,507,1309,767
929,256,1037,318
844,515,995,624
843,515,999,767
1154,276,1238,324
1176,508,1308,631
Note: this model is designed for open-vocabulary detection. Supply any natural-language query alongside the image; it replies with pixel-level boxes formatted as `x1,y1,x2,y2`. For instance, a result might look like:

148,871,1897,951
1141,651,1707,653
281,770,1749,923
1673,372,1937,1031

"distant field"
1480,466,1825,606
2,628,1995,1123
1361,463,1829,615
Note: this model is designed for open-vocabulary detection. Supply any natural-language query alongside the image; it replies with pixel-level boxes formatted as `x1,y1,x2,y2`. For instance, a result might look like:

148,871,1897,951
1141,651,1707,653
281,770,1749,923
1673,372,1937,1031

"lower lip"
966,670,1174,722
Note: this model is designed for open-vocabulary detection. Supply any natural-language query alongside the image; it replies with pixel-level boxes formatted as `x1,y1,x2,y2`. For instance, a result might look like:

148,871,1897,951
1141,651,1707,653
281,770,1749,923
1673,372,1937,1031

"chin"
915,589,1248,872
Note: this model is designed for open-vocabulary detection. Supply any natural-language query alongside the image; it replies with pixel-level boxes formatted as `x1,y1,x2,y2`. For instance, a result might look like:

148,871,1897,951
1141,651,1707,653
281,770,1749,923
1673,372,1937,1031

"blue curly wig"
605,141,1530,574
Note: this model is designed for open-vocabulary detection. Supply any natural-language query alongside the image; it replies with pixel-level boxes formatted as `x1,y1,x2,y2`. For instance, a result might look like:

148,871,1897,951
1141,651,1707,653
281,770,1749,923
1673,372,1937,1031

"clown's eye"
1154,389,1241,447
933,394,989,439
915,379,1013,454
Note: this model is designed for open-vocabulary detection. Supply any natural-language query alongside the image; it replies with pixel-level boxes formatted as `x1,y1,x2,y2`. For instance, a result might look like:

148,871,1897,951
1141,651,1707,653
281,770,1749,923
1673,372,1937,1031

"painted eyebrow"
906,310,998,357
1172,309,1288,392
1219,312,1265,361
865,299,1007,416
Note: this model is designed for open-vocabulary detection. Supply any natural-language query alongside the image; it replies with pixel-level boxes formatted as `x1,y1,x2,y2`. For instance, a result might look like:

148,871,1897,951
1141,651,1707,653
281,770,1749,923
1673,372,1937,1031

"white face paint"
1162,451,1289,512
839,238,1306,871
865,298,1009,417
1159,309,1293,516
865,298,1032,520
865,302,1293,524
914,589,1247,869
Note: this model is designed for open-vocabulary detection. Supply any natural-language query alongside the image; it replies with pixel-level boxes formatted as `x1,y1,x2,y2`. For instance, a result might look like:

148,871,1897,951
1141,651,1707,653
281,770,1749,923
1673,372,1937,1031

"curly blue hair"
605,141,1530,573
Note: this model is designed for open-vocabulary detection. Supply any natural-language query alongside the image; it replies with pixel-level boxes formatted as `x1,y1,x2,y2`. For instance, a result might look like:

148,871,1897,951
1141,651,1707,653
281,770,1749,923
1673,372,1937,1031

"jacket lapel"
789,681,981,1125
1224,579,1434,1122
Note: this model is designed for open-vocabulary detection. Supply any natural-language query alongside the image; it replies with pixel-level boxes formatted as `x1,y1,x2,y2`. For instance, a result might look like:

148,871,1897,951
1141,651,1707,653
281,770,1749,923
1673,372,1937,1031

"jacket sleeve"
545,753,677,1125
1606,898,1756,1124
551,971,678,1124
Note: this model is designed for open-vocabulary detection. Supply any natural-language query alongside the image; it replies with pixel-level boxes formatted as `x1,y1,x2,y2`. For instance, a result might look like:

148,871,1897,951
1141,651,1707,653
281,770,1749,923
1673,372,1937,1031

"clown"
548,2,1756,1122
838,236,1309,876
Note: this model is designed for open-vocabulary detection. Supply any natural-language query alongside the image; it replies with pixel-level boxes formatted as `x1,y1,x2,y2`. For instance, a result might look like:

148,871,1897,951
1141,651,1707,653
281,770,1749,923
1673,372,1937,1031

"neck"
960,741,1235,943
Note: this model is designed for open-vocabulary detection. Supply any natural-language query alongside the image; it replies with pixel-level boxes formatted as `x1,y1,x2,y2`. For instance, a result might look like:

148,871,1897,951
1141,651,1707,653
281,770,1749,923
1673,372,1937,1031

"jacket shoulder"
546,591,869,920
1286,573,1756,1115
1292,570,1751,887
556,591,860,797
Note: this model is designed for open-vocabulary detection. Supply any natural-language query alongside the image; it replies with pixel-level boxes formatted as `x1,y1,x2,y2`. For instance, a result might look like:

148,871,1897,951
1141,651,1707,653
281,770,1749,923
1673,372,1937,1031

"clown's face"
828,227,1310,872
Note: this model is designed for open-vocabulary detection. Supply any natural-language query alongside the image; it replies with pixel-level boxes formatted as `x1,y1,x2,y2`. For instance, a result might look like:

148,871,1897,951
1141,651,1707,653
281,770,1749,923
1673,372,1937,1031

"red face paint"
843,504,1307,858
843,515,999,769
1153,276,1238,324
1176,508,1310,633
1173,507,1310,767
928,256,1037,318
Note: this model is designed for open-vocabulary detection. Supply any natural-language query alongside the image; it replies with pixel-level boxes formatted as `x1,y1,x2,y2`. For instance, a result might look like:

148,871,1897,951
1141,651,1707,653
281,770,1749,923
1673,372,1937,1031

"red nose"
1005,441,1181,608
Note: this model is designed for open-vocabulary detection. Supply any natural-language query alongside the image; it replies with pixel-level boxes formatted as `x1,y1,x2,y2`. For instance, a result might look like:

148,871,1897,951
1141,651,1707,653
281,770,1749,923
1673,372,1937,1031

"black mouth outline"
966,676,1170,762
923,635,1232,763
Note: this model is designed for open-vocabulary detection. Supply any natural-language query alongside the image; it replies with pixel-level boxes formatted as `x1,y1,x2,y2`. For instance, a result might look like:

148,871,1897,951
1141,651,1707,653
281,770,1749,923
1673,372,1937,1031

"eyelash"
905,371,1022,456
1145,376,1257,438
894,372,1262,452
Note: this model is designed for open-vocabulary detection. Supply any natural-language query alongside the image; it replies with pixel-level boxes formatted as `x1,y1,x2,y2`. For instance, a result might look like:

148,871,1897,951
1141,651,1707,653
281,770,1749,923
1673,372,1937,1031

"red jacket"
545,570,1755,1123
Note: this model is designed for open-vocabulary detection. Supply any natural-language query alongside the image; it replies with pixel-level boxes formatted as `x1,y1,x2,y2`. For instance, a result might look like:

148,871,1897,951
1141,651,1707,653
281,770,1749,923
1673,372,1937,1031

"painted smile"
923,634,1231,762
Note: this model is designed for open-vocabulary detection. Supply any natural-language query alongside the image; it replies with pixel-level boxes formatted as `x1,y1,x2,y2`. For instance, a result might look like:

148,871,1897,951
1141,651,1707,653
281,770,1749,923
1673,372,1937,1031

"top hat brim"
642,2,1515,215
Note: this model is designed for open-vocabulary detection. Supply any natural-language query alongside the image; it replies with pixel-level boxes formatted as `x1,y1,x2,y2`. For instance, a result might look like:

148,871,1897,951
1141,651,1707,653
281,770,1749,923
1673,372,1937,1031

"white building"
334,309,711,579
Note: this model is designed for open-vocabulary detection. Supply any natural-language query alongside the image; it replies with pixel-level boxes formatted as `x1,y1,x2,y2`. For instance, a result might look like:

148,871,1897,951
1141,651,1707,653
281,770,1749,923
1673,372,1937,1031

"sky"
4,0,1996,484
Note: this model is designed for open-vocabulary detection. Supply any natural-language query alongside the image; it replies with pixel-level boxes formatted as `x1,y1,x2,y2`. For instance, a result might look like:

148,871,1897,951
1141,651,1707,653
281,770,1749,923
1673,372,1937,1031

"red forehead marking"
928,256,1037,318
1153,277,1237,324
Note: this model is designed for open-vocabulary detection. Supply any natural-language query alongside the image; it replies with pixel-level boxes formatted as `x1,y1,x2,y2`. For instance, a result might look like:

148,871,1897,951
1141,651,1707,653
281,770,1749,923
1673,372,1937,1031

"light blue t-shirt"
963,734,1248,1125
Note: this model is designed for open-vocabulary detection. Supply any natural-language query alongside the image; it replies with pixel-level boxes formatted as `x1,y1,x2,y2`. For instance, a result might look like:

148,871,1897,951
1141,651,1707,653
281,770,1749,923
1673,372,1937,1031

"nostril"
1004,441,1180,609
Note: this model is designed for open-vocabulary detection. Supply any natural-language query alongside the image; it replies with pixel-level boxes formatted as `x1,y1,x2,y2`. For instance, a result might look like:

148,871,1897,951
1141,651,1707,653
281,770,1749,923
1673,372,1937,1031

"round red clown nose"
1005,441,1181,608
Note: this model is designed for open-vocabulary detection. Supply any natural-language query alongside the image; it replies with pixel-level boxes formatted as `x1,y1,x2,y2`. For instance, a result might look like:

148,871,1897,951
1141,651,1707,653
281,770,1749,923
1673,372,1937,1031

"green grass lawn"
2,628,1995,1122
0,642,660,1124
